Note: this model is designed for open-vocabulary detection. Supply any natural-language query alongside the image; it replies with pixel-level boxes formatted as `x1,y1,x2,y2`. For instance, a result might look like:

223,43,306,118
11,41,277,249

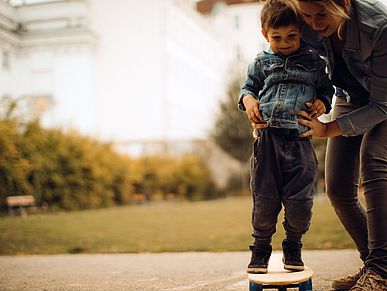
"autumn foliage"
0,97,218,211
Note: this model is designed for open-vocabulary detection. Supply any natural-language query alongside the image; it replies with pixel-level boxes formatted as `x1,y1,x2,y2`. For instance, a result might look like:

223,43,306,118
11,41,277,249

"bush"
0,120,134,211
0,120,33,208
0,97,220,211
128,155,218,202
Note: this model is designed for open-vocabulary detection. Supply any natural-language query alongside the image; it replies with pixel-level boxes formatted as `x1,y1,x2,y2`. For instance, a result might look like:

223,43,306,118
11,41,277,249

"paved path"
0,250,362,290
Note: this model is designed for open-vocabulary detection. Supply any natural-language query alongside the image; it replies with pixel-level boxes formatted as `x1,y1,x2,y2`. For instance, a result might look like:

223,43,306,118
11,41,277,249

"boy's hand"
305,99,327,118
243,95,266,125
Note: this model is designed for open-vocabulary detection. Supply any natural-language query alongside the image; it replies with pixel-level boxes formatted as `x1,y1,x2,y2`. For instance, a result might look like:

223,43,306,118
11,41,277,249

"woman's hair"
261,0,304,34
295,0,351,37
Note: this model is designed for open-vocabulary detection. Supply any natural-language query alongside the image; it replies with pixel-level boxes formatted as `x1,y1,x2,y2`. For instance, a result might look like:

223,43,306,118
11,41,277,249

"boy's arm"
238,60,264,111
307,99,326,118
238,59,266,124
315,58,334,114
242,94,266,124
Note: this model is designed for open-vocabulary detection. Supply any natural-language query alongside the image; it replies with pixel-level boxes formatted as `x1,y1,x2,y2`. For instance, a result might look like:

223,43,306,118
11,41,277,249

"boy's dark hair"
261,0,304,34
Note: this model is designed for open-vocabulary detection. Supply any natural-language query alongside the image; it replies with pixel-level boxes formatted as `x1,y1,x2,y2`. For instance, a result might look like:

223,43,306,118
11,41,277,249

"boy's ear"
342,0,351,7
261,29,269,42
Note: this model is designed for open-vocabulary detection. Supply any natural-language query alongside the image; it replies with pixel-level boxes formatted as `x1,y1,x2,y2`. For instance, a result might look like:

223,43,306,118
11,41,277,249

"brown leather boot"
349,269,387,291
332,267,366,290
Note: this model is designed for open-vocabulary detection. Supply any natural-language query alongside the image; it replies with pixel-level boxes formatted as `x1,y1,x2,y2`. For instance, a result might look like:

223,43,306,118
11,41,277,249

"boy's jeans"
250,128,317,245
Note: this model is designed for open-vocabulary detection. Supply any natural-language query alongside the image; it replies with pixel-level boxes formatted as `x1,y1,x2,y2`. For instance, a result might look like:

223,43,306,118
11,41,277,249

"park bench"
131,193,146,204
6,195,36,215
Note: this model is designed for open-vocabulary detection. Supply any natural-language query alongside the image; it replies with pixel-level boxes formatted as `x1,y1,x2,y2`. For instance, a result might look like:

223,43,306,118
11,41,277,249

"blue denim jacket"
301,0,387,136
239,44,334,133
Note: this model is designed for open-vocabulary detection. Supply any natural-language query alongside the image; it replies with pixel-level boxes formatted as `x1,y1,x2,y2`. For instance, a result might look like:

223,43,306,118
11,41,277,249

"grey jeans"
326,97,387,278
250,128,317,245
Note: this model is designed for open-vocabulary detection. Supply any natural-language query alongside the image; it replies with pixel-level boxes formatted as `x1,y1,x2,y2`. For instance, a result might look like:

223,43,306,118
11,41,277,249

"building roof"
196,0,257,14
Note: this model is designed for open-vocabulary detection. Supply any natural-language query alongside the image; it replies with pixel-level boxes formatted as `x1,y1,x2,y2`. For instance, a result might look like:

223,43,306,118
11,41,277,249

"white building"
0,0,268,142
198,0,266,64
92,0,234,142
0,0,242,142
0,0,268,188
0,0,97,133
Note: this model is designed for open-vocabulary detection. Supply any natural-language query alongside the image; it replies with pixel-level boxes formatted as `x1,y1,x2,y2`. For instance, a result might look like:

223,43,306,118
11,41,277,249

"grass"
0,196,355,255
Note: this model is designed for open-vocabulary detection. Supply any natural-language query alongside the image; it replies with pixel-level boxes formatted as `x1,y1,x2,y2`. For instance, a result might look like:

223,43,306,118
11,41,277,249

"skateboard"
248,253,313,291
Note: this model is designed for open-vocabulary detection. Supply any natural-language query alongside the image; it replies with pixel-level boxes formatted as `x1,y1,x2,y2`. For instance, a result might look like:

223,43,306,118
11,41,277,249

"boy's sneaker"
282,239,305,271
247,244,272,274
332,267,365,290
349,268,387,291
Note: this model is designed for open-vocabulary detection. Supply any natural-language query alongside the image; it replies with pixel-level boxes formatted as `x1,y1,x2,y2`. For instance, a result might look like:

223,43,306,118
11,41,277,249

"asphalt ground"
0,249,362,290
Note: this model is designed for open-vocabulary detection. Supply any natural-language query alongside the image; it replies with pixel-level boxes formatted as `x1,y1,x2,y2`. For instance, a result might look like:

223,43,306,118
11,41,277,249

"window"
236,45,241,61
2,50,10,70
234,15,240,30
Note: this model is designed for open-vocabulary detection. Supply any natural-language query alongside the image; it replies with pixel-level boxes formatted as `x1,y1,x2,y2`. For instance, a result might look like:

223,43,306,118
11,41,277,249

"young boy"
238,0,334,274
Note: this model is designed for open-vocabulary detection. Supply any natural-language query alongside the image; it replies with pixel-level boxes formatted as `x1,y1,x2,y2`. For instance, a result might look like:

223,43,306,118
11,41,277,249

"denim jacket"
239,44,334,133
302,0,387,136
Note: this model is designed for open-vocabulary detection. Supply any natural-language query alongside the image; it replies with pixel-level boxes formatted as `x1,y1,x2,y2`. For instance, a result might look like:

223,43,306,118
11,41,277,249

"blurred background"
1,0,383,254
0,0,267,142
0,0,268,210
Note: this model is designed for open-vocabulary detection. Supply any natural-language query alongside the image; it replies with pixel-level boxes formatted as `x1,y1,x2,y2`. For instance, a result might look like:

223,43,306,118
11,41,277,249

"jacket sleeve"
336,24,387,136
238,59,264,111
315,57,334,113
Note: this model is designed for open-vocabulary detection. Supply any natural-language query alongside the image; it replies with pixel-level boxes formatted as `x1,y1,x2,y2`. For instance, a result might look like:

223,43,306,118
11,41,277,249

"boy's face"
263,25,301,56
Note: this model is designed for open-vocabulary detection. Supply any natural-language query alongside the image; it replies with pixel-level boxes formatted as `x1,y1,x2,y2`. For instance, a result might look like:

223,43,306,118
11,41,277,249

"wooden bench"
131,193,147,204
6,195,36,216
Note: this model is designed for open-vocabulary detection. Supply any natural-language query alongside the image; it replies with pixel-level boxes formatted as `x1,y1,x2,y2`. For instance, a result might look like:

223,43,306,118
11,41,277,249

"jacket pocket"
294,63,317,72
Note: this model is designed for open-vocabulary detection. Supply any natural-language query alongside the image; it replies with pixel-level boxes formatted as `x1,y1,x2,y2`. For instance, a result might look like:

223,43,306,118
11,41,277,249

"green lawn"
0,196,355,255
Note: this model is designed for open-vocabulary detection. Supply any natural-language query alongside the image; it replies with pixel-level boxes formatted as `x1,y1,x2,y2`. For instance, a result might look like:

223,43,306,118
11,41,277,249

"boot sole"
331,281,357,290
247,267,268,274
284,264,305,271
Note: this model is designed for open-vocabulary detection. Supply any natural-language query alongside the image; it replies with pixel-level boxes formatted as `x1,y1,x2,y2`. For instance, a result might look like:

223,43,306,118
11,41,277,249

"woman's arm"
336,25,387,136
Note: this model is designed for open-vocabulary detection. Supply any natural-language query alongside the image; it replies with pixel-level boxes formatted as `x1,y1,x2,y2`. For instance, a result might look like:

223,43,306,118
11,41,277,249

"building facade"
0,0,247,141
0,0,267,141
0,0,267,188
0,0,97,132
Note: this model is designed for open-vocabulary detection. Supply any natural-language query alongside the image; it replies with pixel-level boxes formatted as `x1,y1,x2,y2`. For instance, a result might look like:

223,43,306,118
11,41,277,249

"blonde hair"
295,0,351,38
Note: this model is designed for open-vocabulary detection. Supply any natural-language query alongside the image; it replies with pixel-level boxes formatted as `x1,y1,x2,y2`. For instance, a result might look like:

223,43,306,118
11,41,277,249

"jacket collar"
265,42,311,58
343,2,360,52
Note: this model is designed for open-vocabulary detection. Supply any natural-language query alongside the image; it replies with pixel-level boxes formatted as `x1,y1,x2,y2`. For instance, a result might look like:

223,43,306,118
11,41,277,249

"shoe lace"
346,267,366,281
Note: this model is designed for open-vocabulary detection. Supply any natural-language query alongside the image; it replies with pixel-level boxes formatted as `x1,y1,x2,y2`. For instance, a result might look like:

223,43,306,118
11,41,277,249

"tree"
211,74,254,193
211,75,253,163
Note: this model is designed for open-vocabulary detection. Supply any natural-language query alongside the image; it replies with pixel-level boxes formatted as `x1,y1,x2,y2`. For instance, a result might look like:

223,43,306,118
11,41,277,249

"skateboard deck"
248,253,313,291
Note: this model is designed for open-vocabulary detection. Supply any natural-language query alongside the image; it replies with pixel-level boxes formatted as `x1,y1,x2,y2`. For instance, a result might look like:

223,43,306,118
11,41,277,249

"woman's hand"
306,99,326,118
297,110,328,138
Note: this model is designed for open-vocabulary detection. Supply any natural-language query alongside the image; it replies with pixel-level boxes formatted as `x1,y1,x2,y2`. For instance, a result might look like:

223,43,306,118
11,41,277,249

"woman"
294,0,387,289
